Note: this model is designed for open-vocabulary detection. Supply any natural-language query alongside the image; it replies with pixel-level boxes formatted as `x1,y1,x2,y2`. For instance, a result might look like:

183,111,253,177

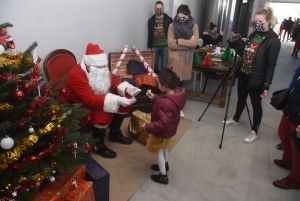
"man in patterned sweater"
147,1,173,73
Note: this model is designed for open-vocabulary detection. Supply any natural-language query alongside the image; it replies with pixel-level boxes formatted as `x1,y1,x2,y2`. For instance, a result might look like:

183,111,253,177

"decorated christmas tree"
221,45,232,61
193,48,200,65
0,22,93,201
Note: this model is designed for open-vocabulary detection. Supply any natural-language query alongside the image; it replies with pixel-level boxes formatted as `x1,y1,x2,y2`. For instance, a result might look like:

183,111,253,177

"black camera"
227,36,241,49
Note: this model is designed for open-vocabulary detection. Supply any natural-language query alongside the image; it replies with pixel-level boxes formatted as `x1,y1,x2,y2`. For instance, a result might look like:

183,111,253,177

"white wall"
0,0,175,77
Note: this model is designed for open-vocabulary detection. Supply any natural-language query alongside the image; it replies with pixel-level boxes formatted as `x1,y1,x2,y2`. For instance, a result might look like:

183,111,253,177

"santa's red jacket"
66,63,132,126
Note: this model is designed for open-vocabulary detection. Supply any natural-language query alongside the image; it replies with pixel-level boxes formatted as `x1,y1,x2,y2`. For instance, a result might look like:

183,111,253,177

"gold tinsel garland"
0,51,33,67
0,103,12,112
0,113,65,171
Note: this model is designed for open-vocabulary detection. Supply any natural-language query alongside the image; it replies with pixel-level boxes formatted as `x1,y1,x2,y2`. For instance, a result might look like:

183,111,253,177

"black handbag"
289,130,300,151
270,88,290,110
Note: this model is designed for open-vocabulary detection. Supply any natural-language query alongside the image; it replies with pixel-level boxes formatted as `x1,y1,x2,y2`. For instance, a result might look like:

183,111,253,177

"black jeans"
233,72,264,133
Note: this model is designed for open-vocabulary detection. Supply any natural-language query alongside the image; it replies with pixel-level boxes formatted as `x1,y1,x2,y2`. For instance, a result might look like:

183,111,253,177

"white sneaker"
180,110,184,118
244,131,258,143
221,117,239,125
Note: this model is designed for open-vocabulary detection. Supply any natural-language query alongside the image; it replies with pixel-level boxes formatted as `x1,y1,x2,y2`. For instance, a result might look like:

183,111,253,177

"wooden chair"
44,49,77,104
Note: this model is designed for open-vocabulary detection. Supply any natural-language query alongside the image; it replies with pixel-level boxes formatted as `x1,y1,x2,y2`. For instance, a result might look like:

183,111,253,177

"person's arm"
147,18,152,50
168,24,189,50
263,37,281,90
177,24,199,48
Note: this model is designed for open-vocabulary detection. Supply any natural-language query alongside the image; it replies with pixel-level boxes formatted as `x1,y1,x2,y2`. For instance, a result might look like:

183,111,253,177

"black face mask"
155,9,163,16
254,22,265,32
177,18,188,24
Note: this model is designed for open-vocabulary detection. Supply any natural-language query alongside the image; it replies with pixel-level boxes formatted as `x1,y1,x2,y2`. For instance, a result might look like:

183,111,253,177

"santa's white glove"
126,85,141,97
117,97,132,107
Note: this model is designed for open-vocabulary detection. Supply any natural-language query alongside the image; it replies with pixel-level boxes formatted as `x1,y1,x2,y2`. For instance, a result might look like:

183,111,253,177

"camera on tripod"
227,35,241,50
227,34,244,56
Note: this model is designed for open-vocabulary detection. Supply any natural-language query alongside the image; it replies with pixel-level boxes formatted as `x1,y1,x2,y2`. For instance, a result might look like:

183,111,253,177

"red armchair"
44,49,77,104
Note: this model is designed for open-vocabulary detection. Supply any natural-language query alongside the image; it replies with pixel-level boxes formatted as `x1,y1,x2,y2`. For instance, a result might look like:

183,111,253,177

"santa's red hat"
83,43,108,67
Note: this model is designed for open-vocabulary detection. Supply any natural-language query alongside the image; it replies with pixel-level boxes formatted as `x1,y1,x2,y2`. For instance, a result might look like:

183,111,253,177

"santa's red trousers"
81,104,131,127
278,113,300,182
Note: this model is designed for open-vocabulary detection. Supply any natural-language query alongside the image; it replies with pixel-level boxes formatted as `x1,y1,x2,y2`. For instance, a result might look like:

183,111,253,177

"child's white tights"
157,149,168,175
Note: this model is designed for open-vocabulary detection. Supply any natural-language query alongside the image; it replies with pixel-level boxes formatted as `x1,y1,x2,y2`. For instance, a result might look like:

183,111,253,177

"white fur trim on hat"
103,93,119,113
117,81,132,97
84,53,108,67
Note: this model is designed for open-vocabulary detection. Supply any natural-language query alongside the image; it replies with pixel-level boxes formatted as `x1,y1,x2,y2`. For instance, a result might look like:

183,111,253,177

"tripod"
198,50,253,149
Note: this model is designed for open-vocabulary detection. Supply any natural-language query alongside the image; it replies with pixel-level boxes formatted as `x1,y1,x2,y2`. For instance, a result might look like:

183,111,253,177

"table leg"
219,73,230,108
202,72,210,93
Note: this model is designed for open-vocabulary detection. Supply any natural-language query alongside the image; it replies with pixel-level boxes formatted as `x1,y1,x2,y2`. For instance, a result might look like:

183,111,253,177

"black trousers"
233,72,264,133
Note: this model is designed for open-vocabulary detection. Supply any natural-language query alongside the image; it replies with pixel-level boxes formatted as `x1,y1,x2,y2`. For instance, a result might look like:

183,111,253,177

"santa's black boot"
109,113,133,144
92,127,117,158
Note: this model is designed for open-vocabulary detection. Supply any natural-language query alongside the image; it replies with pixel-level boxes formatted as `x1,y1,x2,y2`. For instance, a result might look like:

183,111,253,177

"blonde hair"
255,7,276,27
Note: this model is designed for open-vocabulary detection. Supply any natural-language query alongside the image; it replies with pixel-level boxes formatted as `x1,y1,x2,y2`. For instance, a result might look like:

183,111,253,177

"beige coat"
167,23,199,81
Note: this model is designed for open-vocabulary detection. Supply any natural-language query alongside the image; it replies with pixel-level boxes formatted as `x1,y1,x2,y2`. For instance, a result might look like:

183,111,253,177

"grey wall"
0,0,171,75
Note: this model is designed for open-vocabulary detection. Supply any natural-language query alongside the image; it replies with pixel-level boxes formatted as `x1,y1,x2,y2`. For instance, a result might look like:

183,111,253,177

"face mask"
177,17,188,24
155,9,163,16
254,22,265,32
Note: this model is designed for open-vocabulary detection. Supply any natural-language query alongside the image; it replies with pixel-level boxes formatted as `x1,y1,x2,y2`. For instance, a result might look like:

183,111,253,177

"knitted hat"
83,43,108,67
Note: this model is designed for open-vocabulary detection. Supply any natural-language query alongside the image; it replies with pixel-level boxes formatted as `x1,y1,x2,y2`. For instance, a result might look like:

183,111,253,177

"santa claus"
66,43,141,158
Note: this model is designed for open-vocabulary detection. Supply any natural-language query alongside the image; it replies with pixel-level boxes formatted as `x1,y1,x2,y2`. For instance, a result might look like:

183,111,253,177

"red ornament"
208,46,214,53
202,55,212,66
60,88,66,95
85,143,91,151
93,146,98,152
26,103,36,115
50,109,56,115
14,90,24,101
6,37,15,49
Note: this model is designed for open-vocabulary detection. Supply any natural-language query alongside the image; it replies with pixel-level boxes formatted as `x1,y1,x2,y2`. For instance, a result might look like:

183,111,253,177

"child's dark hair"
177,4,191,15
158,67,180,90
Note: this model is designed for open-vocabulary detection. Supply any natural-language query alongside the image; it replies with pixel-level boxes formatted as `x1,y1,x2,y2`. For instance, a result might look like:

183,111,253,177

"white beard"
87,66,111,95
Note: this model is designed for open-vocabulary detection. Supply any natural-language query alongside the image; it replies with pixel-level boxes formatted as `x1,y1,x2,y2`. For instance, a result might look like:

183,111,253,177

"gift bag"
127,60,145,75
128,110,151,145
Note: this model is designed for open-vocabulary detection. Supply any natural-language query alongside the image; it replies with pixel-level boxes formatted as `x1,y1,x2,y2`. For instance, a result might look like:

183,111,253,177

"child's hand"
140,123,146,128
146,89,154,99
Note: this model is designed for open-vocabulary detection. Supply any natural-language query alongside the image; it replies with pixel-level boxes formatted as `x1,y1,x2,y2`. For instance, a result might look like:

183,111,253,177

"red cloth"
278,113,300,182
66,64,131,126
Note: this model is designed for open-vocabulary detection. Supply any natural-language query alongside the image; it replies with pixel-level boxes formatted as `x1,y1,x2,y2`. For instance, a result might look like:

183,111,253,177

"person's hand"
140,123,146,128
117,97,132,107
146,90,154,99
296,125,300,138
126,86,141,97
219,31,224,36
191,35,196,40
147,48,151,51
260,90,268,98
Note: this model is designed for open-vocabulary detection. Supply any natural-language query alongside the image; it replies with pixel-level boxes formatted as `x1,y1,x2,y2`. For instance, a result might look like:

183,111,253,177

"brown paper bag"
128,110,151,145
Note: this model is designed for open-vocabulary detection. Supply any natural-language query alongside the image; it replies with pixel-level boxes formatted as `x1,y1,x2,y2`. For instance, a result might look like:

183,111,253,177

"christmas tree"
221,45,232,61
193,48,200,65
0,22,93,201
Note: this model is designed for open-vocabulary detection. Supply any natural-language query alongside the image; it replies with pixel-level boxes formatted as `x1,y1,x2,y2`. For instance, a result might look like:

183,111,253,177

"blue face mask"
254,22,265,32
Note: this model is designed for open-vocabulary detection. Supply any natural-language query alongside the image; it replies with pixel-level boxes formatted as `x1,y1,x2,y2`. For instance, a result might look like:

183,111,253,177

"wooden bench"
109,51,160,115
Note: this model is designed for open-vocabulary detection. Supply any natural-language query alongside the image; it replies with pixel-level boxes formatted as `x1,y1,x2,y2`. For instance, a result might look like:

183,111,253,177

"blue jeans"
178,80,187,88
152,47,168,73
